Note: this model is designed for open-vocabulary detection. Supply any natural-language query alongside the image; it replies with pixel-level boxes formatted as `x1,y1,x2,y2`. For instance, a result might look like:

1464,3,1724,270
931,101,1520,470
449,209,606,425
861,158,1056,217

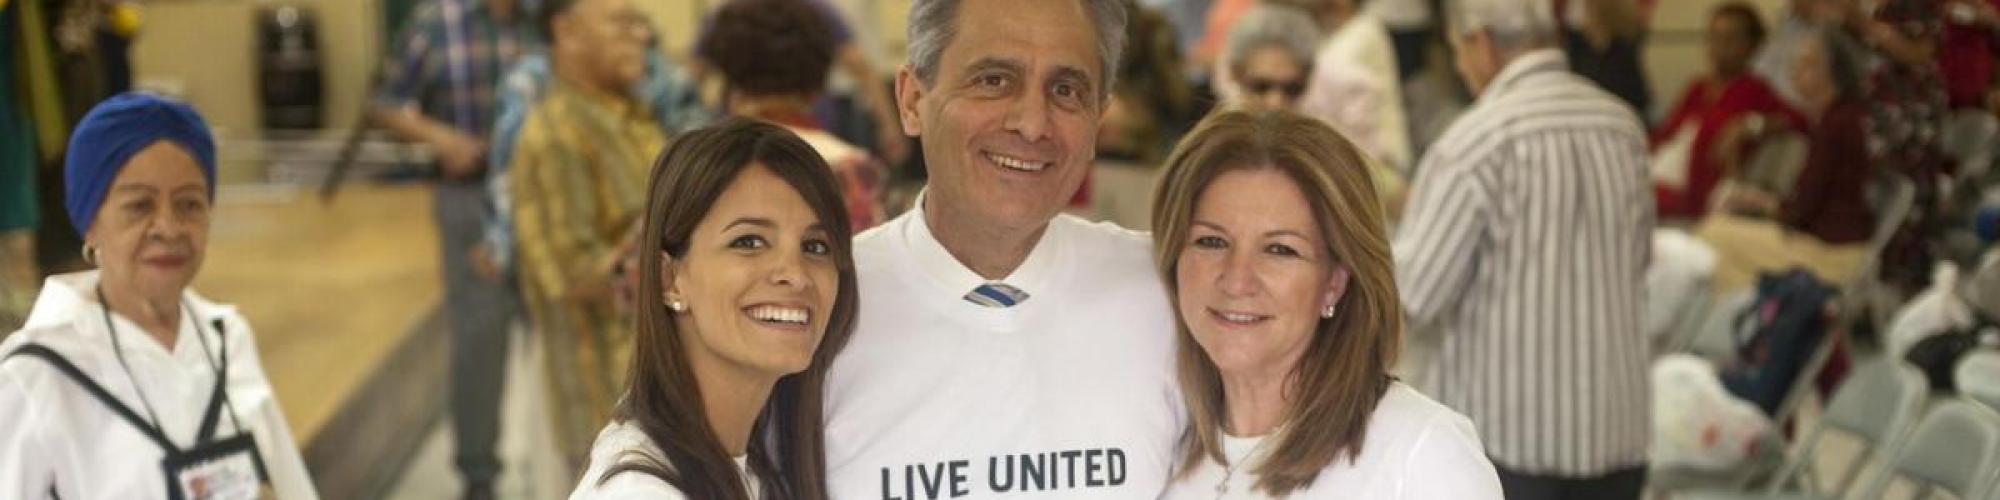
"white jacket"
0,271,318,499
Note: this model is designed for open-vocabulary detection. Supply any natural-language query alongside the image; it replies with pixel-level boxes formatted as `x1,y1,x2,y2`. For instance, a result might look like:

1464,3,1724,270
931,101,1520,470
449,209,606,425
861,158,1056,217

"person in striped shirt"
1394,0,1654,498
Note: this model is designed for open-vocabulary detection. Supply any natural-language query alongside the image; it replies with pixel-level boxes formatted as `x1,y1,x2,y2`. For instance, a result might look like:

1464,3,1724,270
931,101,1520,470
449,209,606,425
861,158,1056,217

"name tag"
163,434,270,500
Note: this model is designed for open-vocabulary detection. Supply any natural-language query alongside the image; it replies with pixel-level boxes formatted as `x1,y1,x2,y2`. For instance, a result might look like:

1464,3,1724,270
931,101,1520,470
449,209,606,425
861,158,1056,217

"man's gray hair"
1448,0,1558,55
1223,4,1321,72
905,0,1130,94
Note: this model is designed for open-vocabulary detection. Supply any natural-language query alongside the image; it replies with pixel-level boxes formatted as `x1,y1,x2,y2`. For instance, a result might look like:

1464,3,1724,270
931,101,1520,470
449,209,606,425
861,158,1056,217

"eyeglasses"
1242,78,1307,99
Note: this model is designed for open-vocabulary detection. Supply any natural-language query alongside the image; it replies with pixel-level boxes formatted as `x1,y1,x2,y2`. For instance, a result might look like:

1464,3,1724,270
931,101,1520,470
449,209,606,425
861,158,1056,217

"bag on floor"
1720,269,1837,416
1653,354,1775,471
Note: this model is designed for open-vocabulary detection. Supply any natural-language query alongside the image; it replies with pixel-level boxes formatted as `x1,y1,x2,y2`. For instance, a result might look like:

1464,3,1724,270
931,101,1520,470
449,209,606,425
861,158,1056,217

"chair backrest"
1858,399,2000,499
1768,323,1841,430
1740,131,1811,198
1942,110,1998,181
1765,359,1929,495
1845,173,1917,336
1961,350,2000,415
1820,360,1928,448
1865,174,1918,272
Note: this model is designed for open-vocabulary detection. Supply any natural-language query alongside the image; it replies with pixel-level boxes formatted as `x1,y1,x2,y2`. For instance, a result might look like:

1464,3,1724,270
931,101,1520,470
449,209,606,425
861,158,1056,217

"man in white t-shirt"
821,0,1183,499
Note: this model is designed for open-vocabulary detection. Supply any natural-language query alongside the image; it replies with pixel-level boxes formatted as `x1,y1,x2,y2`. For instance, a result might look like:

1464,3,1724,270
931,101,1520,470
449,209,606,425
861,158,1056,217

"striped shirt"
1394,49,1653,477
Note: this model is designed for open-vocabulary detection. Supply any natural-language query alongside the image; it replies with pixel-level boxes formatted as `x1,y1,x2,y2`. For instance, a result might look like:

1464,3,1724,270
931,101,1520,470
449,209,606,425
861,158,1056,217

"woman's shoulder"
1348,383,1491,469
1352,383,1502,498
570,421,689,500
183,288,255,340
181,288,273,380
1367,383,1475,440
0,309,111,394
574,474,689,500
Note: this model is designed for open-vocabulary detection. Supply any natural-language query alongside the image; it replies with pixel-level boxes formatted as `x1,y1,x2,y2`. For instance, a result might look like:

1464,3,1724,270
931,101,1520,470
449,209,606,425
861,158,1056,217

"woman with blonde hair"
1152,109,1500,498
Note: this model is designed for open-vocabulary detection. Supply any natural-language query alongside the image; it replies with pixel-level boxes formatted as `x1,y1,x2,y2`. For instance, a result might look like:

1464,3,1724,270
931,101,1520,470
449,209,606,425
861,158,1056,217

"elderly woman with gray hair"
1213,3,1409,219
1215,4,1322,111
1214,0,1412,173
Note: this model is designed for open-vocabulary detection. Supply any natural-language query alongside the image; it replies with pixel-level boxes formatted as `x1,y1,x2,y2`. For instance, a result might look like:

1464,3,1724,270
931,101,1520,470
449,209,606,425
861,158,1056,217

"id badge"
161,433,272,500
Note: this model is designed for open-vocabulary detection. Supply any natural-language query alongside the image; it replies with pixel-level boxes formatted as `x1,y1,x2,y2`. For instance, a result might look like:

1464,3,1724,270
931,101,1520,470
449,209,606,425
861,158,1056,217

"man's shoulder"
852,211,907,260
1444,79,1642,147
515,93,591,150
1508,74,1641,124
1052,214,1153,258
1049,215,1169,299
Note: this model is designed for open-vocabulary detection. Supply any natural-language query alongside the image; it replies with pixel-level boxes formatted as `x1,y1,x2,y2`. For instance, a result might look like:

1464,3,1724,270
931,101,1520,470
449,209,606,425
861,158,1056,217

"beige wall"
131,0,379,138
138,0,1824,140
129,0,724,138
639,0,706,54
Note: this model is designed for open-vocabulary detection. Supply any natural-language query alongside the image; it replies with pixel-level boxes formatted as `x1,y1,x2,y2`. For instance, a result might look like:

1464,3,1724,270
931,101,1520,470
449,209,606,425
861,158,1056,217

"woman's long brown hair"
602,117,859,500
1151,109,1402,495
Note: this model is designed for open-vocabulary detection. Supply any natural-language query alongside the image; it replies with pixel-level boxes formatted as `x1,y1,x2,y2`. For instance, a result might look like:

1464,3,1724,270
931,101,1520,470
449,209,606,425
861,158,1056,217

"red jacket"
1652,75,1806,219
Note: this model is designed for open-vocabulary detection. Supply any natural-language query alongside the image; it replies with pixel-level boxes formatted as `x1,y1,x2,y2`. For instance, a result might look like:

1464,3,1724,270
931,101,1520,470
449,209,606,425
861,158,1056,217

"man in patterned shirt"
507,0,661,472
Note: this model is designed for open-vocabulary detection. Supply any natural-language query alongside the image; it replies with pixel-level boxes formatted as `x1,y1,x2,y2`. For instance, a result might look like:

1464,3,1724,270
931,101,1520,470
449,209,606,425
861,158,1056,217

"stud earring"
669,300,687,312
1321,304,1336,319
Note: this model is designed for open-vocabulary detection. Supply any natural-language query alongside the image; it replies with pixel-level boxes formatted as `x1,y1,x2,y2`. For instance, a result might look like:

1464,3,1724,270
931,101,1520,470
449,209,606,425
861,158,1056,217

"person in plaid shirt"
368,0,530,498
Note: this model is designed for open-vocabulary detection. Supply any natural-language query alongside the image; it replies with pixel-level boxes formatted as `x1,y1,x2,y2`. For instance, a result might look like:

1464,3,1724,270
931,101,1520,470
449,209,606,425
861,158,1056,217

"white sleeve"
221,316,320,500
570,472,691,500
1396,412,1503,500
0,359,66,500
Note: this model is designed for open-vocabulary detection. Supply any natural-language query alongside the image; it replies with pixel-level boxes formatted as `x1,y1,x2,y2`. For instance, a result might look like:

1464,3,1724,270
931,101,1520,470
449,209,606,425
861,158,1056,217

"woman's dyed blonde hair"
1151,109,1402,495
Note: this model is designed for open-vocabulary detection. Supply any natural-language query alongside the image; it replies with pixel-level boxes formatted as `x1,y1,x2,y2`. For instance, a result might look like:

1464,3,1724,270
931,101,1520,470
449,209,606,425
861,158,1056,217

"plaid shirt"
374,0,531,137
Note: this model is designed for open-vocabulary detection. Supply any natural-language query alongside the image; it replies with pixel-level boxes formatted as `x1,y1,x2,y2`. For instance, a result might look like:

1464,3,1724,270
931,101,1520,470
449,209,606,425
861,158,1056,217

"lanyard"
4,291,264,500
95,286,243,446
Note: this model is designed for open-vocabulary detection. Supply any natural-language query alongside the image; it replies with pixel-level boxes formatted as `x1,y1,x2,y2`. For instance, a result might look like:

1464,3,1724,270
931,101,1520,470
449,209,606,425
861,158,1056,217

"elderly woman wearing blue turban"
0,93,318,499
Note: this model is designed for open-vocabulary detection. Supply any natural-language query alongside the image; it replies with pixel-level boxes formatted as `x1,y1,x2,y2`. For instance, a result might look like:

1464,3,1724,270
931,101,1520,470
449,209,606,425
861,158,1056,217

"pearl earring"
669,300,687,312
1321,304,1336,319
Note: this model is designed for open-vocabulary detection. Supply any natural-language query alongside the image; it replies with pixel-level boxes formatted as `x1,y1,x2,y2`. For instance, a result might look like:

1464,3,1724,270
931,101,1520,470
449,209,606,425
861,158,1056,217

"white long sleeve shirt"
0,271,318,499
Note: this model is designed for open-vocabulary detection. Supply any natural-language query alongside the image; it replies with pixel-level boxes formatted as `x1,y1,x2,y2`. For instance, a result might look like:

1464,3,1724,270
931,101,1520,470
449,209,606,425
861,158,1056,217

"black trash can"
257,5,324,130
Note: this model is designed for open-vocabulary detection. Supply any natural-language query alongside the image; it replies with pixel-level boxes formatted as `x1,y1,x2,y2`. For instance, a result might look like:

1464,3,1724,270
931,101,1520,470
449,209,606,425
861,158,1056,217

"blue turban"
64,92,217,236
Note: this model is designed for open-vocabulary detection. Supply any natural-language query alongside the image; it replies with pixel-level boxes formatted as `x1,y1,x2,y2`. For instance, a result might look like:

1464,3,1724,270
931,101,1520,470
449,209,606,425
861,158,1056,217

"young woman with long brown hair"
568,118,859,500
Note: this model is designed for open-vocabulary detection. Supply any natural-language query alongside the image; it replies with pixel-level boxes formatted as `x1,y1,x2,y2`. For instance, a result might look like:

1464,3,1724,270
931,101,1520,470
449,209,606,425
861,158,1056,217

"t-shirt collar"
901,190,1066,304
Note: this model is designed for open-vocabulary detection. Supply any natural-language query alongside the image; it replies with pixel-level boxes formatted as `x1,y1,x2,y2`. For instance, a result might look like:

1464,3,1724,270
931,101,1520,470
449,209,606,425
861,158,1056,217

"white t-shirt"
0,271,318,500
1160,383,1503,500
568,421,757,500
823,204,1183,499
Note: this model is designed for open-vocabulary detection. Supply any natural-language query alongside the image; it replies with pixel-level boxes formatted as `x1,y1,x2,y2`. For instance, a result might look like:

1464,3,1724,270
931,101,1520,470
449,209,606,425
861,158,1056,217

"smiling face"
895,0,1106,234
86,141,211,304
1174,168,1350,379
664,163,841,378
